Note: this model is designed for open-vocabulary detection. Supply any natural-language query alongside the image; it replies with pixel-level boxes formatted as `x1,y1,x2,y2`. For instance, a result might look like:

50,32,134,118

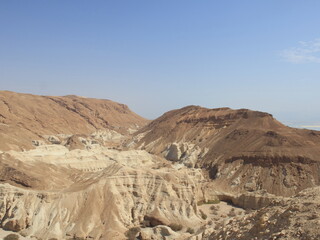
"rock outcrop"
1,92,320,240
208,187,320,240
0,144,207,239
132,106,320,196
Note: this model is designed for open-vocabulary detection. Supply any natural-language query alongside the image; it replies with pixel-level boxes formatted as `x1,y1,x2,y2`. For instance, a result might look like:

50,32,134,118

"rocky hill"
0,91,148,151
1,92,320,240
132,106,320,196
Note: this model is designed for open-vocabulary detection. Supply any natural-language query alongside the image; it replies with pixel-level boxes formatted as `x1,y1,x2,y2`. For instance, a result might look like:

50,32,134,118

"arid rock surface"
0,91,148,151
208,187,320,240
1,91,320,240
0,136,216,239
132,106,320,196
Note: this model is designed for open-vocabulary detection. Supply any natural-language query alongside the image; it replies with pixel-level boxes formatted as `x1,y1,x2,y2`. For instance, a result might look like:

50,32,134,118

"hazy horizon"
1,1,319,128
2,89,320,131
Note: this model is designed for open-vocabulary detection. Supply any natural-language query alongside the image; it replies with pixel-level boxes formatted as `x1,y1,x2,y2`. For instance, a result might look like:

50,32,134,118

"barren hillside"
132,106,320,196
1,93,320,240
0,91,148,151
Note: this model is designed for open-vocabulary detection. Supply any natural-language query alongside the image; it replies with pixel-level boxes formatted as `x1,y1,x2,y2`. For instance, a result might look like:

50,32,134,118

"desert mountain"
0,91,148,151
132,105,320,196
1,92,320,240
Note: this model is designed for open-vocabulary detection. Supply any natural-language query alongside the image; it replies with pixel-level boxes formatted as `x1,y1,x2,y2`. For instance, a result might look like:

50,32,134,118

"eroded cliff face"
1,93,320,240
132,106,320,197
0,143,208,240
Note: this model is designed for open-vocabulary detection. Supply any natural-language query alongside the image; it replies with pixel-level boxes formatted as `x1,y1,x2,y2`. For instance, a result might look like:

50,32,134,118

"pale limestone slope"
0,143,207,240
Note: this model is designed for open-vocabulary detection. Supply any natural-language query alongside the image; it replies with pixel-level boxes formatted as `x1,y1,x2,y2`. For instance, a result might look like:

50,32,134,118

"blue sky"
0,1,319,127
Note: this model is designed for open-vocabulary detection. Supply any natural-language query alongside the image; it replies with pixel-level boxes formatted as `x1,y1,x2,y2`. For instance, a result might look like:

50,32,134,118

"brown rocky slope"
0,91,148,151
132,106,320,197
2,93,320,239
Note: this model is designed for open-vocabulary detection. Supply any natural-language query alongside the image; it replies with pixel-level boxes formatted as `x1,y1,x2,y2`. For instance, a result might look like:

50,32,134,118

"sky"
0,1,320,128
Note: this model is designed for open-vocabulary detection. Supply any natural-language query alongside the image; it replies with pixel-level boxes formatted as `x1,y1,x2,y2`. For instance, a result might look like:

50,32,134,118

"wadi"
1,91,320,240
